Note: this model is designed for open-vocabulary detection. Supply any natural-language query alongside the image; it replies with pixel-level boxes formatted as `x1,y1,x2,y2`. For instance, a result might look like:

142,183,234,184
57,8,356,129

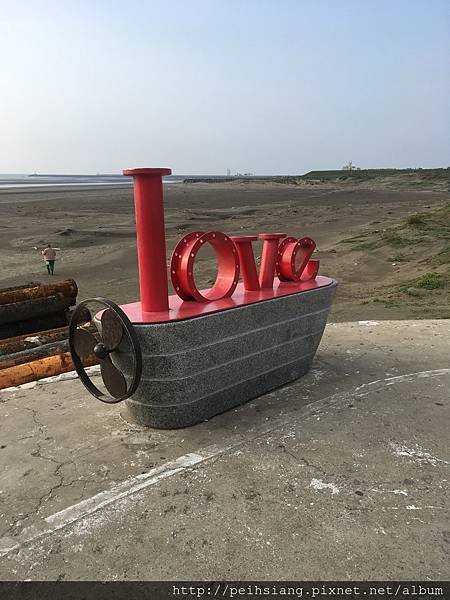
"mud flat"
0,178,449,320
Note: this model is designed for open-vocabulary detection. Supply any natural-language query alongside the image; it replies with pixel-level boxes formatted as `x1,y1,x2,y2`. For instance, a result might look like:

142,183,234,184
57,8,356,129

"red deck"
121,276,334,324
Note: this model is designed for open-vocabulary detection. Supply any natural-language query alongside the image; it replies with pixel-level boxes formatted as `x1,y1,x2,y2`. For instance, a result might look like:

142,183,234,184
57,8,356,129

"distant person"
41,244,57,275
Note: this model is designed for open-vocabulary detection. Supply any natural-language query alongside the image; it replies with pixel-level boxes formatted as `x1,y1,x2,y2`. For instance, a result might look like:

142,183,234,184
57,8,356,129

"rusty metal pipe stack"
0,280,99,389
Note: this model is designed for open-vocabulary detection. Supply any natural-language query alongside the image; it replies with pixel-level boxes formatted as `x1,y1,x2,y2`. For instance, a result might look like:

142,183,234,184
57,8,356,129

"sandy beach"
0,178,448,321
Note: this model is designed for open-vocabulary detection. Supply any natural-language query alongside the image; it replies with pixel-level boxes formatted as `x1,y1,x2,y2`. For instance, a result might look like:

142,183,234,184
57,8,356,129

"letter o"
276,236,317,281
171,231,240,302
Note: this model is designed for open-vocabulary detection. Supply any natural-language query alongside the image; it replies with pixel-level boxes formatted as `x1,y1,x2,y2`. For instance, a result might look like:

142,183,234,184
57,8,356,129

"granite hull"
116,280,337,428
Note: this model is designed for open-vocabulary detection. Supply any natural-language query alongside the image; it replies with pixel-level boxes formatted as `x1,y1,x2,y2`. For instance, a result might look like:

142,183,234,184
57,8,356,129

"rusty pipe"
0,326,70,354
0,352,99,390
0,324,96,355
0,279,78,307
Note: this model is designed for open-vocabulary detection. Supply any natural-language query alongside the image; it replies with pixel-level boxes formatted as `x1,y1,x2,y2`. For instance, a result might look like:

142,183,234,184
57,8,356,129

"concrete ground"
0,320,448,580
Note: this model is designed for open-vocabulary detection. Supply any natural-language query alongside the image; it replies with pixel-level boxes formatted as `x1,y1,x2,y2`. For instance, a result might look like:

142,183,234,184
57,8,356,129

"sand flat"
0,180,448,320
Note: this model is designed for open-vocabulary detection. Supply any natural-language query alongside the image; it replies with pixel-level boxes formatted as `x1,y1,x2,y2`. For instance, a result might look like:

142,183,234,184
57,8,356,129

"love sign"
122,167,320,315
170,231,319,303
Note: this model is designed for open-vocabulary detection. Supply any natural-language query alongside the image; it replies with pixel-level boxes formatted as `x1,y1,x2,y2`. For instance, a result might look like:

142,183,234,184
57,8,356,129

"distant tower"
227,168,231,177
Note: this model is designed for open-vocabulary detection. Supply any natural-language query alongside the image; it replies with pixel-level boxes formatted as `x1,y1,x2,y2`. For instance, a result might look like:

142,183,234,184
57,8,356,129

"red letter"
258,233,287,288
171,231,240,302
277,236,318,281
230,236,260,291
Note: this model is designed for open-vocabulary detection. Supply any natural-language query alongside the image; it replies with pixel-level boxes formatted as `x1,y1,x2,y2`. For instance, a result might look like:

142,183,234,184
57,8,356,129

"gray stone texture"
116,281,337,428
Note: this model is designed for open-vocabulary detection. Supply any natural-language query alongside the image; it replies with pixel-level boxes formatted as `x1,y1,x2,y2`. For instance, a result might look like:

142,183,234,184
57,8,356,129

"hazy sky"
1,0,449,174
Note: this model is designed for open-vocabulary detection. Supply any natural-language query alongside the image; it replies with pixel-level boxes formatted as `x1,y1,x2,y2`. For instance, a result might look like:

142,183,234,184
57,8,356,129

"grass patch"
370,270,449,316
353,240,379,251
415,272,446,290
338,204,450,318
381,231,409,246
339,203,450,256
388,253,407,262
406,213,426,226
397,271,449,294
301,168,450,183
381,297,402,308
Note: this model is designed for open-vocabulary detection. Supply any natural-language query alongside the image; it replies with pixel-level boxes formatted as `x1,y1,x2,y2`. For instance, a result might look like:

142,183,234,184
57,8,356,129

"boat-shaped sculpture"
69,168,337,428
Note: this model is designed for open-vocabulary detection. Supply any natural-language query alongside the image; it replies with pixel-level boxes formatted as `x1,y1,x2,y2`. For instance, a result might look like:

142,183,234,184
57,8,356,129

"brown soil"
0,181,448,321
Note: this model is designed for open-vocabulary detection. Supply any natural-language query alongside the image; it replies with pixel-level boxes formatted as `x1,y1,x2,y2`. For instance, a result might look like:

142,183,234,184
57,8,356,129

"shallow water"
0,173,186,189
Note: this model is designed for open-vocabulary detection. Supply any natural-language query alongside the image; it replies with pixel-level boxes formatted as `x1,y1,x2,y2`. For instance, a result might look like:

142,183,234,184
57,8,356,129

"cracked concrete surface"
0,320,448,579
